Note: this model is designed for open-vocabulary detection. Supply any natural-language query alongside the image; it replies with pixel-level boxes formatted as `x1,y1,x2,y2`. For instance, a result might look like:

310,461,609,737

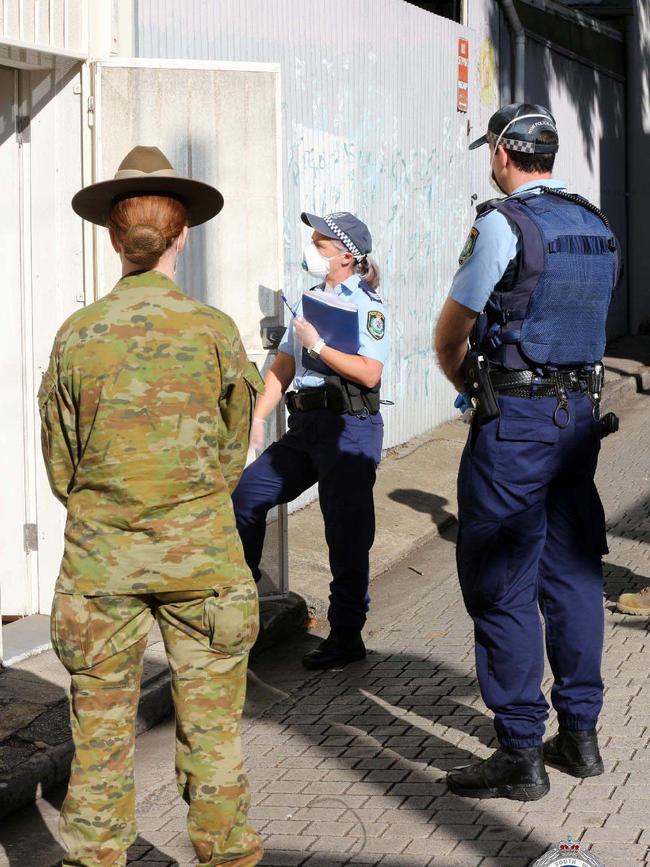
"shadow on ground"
388,488,456,532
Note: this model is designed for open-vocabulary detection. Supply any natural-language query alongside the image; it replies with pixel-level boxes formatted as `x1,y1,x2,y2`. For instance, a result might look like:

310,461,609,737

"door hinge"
87,96,95,128
23,524,38,553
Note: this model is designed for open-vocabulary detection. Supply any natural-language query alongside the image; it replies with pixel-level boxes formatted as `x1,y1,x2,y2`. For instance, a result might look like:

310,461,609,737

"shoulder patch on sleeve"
367,310,385,341
458,227,479,266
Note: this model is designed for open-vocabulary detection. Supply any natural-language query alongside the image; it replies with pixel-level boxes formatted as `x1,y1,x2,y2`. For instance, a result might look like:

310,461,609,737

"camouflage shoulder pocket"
243,359,264,395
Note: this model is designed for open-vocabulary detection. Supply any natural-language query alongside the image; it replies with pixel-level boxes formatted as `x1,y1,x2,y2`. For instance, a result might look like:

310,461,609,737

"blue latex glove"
454,392,471,414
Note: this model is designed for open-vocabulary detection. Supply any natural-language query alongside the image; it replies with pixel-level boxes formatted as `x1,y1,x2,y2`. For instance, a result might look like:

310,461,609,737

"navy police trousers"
457,393,606,748
232,409,384,633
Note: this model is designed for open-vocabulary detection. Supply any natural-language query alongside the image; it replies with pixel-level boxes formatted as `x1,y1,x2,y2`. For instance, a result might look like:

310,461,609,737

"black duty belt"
286,388,328,413
490,369,589,399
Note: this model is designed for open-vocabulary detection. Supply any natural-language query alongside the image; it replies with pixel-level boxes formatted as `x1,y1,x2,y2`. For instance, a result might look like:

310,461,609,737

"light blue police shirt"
450,179,568,313
278,273,389,389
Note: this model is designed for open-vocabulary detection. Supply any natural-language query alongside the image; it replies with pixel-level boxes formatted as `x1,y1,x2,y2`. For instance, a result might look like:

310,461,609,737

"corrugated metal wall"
0,0,85,52
135,0,489,448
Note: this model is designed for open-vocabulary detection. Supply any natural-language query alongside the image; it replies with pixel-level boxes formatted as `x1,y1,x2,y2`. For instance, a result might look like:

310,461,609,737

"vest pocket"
202,579,260,657
548,235,611,255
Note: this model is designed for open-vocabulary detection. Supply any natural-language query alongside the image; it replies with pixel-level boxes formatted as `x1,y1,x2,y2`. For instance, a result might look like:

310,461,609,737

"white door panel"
93,60,288,596
0,67,29,616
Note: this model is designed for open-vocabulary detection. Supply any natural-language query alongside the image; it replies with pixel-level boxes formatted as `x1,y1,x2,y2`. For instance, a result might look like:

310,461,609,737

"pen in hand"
281,294,298,318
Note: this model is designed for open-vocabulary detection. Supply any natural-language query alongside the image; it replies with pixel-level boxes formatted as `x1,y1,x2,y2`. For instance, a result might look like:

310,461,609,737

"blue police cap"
301,211,372,261
469,103,559,154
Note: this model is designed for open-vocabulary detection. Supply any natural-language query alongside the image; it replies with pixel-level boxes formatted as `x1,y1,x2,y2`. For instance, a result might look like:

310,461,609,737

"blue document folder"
301,291,359,375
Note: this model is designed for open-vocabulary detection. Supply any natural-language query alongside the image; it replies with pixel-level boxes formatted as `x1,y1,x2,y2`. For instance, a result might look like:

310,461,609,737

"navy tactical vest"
476,188,619,371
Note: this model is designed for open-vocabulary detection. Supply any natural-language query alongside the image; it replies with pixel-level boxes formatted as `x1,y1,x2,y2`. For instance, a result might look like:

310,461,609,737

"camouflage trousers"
50,580,263,867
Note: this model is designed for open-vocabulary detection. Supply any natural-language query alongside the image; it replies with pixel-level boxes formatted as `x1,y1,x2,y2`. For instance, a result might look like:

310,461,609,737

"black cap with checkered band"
469,103,559,155
301,211,372,262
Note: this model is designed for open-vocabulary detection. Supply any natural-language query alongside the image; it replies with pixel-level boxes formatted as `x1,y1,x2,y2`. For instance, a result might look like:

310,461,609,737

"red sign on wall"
457,37,469,113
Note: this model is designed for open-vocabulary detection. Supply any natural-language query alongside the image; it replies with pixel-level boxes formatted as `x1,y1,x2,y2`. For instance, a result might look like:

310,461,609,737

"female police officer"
40,146,264,867
232,211,389,670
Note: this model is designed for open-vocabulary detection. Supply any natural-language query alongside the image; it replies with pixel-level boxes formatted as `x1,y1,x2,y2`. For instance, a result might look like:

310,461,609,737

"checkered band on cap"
487,130,536,154
323,214,365,261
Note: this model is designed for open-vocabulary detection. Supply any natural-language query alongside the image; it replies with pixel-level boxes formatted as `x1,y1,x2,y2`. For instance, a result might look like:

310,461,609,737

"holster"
462,349,500,425
324,375,381,416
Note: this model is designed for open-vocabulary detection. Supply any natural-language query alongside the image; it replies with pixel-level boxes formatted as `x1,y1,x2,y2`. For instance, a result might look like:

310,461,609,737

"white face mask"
489,152,505,195
301,241,339,279
488,112,555,196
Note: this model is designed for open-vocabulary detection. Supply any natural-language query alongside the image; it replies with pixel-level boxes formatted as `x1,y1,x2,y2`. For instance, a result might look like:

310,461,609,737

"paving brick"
378,855,434,867
582,843,650,862
259,851,307,866
479,858,531,867
306,835,356,853
302,857,351,867
262,834,318,851
585,826,643,843
451,839,504,857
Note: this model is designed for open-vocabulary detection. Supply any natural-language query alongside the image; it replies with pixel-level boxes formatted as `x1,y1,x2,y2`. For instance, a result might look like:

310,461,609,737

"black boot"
447,746,550,801
543,728,604,778
302,629,366,671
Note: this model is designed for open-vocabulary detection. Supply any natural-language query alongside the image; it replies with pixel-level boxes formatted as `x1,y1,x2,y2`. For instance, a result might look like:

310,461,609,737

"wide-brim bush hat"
71,145,224,227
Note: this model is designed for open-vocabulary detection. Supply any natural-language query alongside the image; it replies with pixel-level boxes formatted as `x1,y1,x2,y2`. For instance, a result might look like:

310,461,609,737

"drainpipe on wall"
498,0,526,102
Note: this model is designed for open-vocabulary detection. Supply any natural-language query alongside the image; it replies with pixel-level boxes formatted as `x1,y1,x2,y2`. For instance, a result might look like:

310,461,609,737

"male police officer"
435,104,619,800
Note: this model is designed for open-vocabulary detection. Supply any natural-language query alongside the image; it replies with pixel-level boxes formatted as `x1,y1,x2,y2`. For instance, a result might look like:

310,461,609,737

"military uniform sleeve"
216,324,265,493
449,210,519,312
38,338,78,506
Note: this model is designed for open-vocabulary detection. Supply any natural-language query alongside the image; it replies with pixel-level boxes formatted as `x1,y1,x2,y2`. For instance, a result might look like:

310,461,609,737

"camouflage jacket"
38,270,264,595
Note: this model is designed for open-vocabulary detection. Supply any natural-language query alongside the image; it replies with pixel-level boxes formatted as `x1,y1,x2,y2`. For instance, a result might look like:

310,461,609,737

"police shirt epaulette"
476,197,506,218
360,281,382,303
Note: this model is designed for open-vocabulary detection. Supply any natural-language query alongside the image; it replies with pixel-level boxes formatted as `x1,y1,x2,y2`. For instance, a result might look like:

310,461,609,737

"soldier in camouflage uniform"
39,146,264,867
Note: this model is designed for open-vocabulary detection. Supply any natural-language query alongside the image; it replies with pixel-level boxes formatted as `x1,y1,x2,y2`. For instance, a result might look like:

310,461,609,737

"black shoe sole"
543,754,604,778
301,649,366,671
447,776,550,801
